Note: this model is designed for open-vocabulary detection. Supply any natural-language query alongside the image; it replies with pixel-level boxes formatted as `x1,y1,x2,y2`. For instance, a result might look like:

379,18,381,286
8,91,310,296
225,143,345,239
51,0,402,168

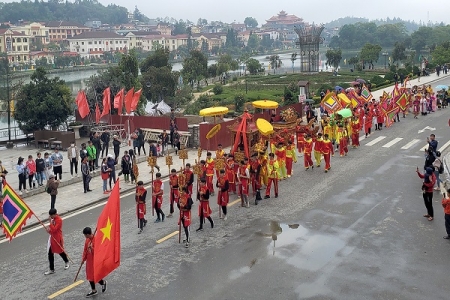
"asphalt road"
2,76,450,300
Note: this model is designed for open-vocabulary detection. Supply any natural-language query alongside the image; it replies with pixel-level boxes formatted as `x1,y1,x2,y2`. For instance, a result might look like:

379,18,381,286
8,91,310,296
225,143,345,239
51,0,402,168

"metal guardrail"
0,126,26,141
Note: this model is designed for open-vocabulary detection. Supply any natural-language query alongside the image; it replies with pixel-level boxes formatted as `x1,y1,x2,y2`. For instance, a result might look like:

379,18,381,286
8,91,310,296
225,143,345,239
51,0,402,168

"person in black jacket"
137,129,146,156
91,133,102,169
81,156,92,193
100,132,110,157
112,135,121,161
120,151,131,184
35,152,45,186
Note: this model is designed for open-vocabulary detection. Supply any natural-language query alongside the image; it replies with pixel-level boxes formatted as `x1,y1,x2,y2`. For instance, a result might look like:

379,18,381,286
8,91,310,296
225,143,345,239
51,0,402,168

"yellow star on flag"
100,217,113,244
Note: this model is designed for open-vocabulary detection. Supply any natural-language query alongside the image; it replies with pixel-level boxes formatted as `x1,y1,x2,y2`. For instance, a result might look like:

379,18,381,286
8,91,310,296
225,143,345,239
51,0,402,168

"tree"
141,66,177,104
432,42,450,65
359,43,382,69
268,54,282,74
348,56,359,70
244,17,258,28
141,48,170,73
290,52,297,73
247,33,260,51
392,42,407,66
181,50,208,90
411,26,433,52
14,67,72,132
246,58,263,75
225,28,238,48
325,49,342,70
217,54,238,75
172,20,187,35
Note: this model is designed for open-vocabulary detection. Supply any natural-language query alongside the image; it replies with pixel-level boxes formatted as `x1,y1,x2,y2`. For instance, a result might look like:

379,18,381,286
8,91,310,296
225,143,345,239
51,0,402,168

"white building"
67,31,128,59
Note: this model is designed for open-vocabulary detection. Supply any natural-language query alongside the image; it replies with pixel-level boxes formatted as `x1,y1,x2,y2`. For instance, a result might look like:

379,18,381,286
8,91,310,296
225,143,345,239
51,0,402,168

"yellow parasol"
252,100,279,110
256,118,274,136
199,106,229,117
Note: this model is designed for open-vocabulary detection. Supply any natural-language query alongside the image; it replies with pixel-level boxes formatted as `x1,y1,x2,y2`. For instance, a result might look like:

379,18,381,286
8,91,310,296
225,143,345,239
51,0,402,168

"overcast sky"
98,0,447,25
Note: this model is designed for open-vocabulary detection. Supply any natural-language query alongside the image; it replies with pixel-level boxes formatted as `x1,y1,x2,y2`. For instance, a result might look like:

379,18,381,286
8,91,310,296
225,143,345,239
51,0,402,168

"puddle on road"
256,221,354,272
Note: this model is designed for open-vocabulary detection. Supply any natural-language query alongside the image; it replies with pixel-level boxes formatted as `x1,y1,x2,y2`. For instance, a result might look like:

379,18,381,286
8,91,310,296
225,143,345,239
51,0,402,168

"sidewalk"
1,71,448,237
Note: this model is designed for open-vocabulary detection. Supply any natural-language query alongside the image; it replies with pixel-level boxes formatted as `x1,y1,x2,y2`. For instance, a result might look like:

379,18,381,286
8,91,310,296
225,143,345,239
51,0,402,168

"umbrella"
435,85,448,91
256,118,274,136
335,86,344,92
252,100,279,109
199,106,229,117
336,108,353,118
351,81,360,86
356,78,366,84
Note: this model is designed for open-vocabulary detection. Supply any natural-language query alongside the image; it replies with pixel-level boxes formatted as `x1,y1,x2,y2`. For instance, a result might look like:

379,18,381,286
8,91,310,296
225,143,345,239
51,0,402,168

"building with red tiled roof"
45,21,90,42
67,31,128,59
0,28,31,65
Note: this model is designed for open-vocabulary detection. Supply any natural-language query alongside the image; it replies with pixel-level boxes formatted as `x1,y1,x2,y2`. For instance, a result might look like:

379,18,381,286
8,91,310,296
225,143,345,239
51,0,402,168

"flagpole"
32,212,74,264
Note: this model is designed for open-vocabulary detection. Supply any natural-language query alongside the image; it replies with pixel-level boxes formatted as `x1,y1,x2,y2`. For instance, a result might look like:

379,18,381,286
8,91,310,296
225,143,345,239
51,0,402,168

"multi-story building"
0,29,31,65
10,22,49,46
67,31,128,59
192,33,225,50
123,31,160,50
263,11,306,31
142,34,183,52
46,21,90,42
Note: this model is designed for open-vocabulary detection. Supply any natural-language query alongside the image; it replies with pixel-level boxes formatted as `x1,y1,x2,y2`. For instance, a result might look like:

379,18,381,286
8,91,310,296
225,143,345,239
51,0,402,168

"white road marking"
439,140,450,152
419,144,429,152
365,136,386,146
382,138,403,148
359,136,366,142
401,139,420,150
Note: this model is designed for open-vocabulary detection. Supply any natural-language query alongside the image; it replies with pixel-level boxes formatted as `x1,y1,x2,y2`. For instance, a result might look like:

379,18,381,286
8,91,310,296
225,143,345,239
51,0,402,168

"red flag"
95,103,101,124
113,88,124,115
130,88,142,112
77,90,90,119
124,88,135,115
101,87,111,118
93,180,121,282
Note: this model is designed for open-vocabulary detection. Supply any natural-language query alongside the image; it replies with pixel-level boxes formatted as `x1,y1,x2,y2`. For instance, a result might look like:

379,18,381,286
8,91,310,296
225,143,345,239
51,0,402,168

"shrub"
212,83,223,95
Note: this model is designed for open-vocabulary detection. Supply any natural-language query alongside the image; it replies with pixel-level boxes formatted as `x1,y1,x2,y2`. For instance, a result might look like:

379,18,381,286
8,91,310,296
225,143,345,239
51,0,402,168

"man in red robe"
205,152,215,195
364,109,372,138
238,159,250,207
304,134,314,170
44,208,69,275
226,154,236,194
249,154,261,196
322,134,333,172
152,172,165,222
183,163,194,196
135,181,147,234
196,178,214,231
178,187,193,248
168,169,179,218
82,227,107,297
216,169,229,220
351,117,360,148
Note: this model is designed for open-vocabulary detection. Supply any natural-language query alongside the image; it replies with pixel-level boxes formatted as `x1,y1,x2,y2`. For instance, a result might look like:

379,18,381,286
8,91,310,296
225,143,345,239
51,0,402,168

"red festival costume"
303,138,314,169
205,158,215,194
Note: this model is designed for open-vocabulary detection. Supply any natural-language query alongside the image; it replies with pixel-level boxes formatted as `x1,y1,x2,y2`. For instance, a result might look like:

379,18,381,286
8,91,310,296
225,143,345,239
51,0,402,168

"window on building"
57,29,60,33
12,46,15,51
23,56,27,61
82,42,84,45
88,41,92,44
119,41,122,44
94,41,97,44
12,38,15,42
82,49,84,52
95,48,97,51
17,46,21,51
115,41,118,44
76,49,79,52
76,42,79,45
24,46,28,51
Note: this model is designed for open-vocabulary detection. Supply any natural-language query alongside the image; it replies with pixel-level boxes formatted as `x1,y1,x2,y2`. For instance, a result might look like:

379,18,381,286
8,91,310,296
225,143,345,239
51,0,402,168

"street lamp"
382,52,389,69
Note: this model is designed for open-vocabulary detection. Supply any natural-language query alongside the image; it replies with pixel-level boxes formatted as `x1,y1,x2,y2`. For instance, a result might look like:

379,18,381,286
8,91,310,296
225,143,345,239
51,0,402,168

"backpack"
439,160,444,174
46,184,52,194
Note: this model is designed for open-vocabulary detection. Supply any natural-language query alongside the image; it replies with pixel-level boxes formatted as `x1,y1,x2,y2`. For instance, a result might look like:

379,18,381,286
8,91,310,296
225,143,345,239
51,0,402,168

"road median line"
47,280,84,299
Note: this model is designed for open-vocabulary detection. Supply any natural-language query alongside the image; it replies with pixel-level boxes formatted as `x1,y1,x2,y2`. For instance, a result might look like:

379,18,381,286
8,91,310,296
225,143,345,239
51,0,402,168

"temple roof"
265,11,304,24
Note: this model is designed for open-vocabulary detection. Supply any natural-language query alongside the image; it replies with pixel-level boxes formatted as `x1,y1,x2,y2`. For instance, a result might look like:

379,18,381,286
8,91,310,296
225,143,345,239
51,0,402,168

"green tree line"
0,0,132,25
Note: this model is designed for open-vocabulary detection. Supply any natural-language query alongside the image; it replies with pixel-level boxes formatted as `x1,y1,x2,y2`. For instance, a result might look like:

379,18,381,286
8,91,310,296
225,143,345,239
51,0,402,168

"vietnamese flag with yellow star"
93,179,121,282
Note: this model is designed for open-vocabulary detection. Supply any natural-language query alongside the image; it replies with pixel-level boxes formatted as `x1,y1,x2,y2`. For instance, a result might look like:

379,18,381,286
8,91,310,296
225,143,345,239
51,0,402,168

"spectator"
170,120,178,145
427,134,438,154
44,153,53,182
131,129,139,155
159,129,170,156
16,157,27,195
306,108,315,123
91,133,101,169
81,156,92,193
46,174,59,210
137,129,146,156
173,128,181,155
424,148,436,170
101,158,111,194
35,153,45,187
106,154,117,190
441,190,450,239
100,131,110,157
67,142,79,178
112,135,121,161
25,155,36,190
120,151,132,184
86,141,96,172
50,149,63,181
148,143,161,171
417,167,436,221
433,151,444,191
